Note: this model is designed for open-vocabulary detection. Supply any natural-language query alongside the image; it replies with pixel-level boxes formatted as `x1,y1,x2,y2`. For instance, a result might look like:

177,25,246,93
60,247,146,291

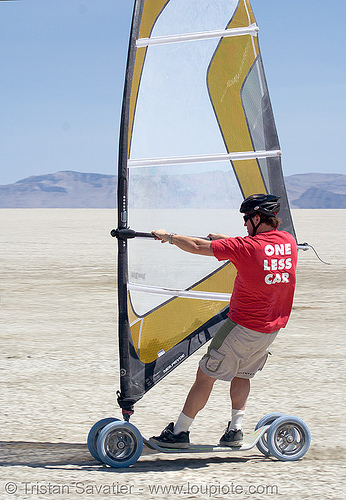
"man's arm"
207,233,230,240
152,229,214,256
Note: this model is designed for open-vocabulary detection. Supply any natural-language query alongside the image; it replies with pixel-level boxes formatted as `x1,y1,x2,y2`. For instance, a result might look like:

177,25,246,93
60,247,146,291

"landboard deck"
143,425,269,454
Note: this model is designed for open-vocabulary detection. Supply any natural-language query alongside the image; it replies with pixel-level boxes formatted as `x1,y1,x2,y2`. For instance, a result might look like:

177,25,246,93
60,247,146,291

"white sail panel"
145,0,239,38
129,39,226,161
127,2,252,316
128,206,244,315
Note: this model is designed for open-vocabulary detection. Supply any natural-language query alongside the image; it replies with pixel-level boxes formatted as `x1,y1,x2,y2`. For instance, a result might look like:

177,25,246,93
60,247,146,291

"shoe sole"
219,441,243,447
150,438,190,449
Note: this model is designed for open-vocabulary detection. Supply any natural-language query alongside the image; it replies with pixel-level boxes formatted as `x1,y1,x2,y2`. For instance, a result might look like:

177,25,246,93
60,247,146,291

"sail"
116,0,295,410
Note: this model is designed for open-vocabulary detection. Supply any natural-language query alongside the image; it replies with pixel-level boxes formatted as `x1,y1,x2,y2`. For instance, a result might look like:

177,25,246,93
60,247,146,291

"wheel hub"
117,440,126,450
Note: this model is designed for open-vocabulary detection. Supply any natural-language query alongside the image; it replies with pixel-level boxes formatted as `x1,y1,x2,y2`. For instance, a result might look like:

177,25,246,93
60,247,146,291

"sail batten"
128,283,231,302
136,24,259,47
128,150,282,168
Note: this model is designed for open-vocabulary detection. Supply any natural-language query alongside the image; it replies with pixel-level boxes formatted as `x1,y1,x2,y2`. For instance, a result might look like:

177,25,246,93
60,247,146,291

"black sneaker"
150,422,190,449
219,423,243,447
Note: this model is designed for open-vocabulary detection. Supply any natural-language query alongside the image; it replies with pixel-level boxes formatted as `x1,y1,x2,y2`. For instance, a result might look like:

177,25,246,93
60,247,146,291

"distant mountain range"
0,170,345,209
284,173,346,209
0,171,116,209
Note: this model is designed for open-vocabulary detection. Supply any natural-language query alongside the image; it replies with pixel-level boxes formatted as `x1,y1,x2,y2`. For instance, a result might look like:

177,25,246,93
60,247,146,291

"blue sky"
0,0,345,185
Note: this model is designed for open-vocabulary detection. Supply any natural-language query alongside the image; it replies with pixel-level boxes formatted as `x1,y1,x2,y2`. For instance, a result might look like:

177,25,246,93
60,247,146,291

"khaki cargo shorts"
199,318,278,381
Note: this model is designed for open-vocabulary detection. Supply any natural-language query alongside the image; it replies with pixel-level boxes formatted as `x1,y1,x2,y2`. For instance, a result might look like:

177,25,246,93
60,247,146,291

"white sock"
229,409,245,430
173,412,194,434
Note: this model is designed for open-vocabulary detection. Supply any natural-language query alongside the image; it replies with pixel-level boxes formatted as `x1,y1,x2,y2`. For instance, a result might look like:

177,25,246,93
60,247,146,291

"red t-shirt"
212,230,297,333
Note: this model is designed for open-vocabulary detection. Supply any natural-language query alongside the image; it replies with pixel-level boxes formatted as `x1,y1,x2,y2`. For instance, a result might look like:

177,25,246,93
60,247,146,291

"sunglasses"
243,214,253,222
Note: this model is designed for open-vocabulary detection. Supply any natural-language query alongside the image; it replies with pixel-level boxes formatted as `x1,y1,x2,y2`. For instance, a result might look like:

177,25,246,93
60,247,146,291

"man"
151,194,297,448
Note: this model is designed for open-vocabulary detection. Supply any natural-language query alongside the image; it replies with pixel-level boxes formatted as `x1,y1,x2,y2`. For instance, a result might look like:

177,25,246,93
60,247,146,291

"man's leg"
150,367,216,447
182,367,217,418
219,377,250,446
172,368,216,435
229,377,250,431
230,377,250,410
178,371,249,427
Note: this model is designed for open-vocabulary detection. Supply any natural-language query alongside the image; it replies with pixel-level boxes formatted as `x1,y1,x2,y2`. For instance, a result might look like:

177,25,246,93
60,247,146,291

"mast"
116,0,145,418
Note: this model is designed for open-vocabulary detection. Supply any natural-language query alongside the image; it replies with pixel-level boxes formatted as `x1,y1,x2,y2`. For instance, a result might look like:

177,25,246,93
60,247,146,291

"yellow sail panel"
230,0,257,29
128,262,237,364
134,297,227,364
208,38,259,154
192,262,237,295
208,0,265,195
138,0,169,38
232,159,266,197
127,295,139,325
129,316,141,354
128,49,146,157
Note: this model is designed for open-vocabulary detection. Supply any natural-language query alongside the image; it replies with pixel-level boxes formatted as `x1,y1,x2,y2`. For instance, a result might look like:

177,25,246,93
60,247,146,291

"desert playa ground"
1,209,345,499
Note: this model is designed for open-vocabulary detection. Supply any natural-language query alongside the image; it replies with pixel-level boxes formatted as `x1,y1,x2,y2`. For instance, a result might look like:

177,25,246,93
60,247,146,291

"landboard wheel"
267,415,311,461
96,420,143,468
87,418,119,462
255,413,285,456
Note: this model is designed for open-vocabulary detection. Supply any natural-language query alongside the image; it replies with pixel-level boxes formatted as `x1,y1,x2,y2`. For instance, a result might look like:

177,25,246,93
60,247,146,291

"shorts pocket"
205,349,225,373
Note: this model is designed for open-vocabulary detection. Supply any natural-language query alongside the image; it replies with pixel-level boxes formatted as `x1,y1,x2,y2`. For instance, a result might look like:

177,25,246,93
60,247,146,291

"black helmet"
240,194,280,217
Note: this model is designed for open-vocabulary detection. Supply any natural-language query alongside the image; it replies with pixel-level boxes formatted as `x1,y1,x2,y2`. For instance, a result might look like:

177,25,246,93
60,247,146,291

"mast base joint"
117,391,135,421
